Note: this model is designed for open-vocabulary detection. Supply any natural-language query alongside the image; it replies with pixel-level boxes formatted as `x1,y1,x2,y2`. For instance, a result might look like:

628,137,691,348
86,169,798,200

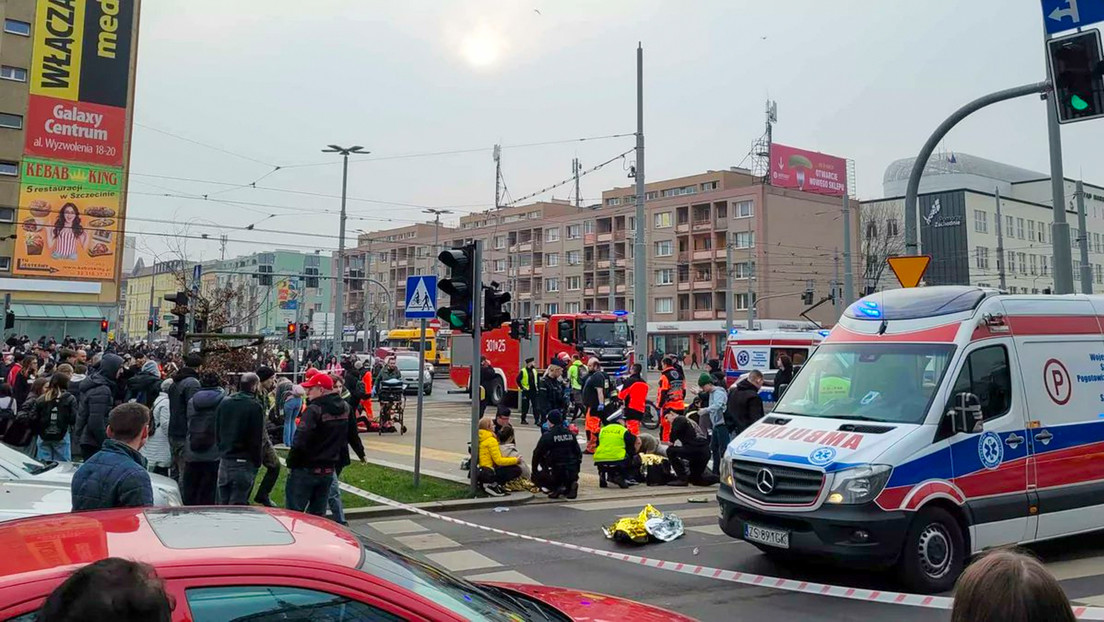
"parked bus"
385,326,446,368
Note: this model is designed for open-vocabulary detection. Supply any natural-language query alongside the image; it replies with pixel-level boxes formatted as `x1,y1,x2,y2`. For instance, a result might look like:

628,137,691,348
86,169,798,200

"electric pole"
724,236,733,335
494,144,502,209
1077,179,1093,294
608,242,616,311
995,187,1007,290
573,158,581,208
323,144,368,357
424,208,453,277
632,43,647,374
746,219,754,330
842,194,854,307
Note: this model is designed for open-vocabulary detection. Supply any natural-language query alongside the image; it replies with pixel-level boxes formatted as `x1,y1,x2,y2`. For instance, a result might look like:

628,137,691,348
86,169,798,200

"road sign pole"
414,318,426,487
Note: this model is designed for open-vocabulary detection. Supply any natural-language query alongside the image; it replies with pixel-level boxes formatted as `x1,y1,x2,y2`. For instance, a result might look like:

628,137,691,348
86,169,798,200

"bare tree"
861,203,906,292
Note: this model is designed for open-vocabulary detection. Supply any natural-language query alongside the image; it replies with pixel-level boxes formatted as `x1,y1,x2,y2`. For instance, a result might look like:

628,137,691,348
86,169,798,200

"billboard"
12,158,123,280
277,278,299,310
918,191,969,286
24,95,127,166
769,144,847,196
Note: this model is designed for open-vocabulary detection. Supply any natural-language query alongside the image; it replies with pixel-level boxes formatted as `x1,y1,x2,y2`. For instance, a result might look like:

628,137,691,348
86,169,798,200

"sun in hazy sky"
459,23,506,68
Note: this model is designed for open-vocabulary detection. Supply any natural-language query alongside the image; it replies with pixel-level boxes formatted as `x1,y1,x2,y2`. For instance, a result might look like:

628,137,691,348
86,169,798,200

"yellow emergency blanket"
638,453,666,466
602,504,684,544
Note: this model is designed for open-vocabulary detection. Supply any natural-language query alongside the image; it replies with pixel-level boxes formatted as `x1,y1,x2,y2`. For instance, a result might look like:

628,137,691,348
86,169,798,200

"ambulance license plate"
744,523,790,549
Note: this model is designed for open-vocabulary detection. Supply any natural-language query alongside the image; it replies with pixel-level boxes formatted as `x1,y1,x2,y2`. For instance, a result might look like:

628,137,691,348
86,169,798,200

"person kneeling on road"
665,409,715,487
531,409,581,499
594,409,636,489
477,417,521,497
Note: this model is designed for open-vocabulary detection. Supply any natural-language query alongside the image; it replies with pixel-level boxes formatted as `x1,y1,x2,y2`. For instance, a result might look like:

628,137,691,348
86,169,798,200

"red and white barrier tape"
337,481,1104,620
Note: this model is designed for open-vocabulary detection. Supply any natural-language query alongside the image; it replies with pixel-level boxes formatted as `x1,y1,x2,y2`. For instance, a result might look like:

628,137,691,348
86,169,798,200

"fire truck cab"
719,286,1104,593
450,311,632,405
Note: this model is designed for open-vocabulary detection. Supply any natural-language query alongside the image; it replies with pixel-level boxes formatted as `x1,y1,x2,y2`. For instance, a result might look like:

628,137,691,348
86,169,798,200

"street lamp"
422,208,453,278
323,144,367,357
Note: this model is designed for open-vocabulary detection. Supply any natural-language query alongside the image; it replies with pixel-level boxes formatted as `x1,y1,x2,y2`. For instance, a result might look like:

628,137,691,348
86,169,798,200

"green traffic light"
1072,94,1090,111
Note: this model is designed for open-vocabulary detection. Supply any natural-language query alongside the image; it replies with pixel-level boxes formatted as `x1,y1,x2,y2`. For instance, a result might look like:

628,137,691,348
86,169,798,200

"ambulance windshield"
773,343,955,424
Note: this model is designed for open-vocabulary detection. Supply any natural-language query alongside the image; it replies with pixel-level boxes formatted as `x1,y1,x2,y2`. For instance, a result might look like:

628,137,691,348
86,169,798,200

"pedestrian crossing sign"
405,275,438,319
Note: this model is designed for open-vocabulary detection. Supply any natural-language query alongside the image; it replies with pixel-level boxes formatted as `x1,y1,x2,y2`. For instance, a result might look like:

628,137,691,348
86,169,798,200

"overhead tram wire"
506,147,634,206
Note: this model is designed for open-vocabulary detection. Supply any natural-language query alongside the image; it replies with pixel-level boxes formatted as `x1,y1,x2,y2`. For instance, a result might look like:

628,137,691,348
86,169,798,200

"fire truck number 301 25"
485,339,508,353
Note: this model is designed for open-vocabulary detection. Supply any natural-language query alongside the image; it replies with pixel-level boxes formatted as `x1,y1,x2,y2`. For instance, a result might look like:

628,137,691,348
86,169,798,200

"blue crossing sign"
1043,0,1104,34
405,275,438,319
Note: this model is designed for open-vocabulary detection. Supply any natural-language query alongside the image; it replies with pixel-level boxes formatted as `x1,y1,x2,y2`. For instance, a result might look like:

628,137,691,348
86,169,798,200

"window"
866,222,878,239
0,65,26,82
1042,255,1049,276
1007,252,1016,273
886,218,900,237
1096,232,1102,254
655,268,674,285
0,206,12,222
974,210,988,233
584,220,595,234
735,200,754,218
1038,221,1047,243
1005,215,1014,237
546,302,559,314
1016,217,1025,239
654,240,673,257
545,253,559,267
949,345,1012,423
566,275,581,290
494,235,506,249
566,224,581,239
1028,220,1036,242
607,197,622,206
566,250,581,265
733,231,754,248
701,181,718,191
656,297,674,314
1097,264,1103,285
1018,252,1026,274
975,247,990,270
654,212,672,228
567,301,581,313
1072,228,1081,249
545,227,560,242
736,292,755,310
4,19,30,36
734,261,755,279
493,259,506,272
545,278,560,292
0,256,9,272
1030,254,1038,275
186,586,403,622
0,161,18,176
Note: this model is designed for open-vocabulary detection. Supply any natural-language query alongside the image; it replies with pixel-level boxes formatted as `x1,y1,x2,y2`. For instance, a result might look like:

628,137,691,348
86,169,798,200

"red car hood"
486,582,698,621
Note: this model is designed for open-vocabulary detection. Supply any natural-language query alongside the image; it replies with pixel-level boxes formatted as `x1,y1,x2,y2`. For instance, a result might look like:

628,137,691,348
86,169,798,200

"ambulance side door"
943,338,1032,550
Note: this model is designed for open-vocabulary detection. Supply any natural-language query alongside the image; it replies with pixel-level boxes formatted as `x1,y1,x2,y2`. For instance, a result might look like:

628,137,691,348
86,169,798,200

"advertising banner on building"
769,144,847,196
24,95,127,166
13,158,123,281
277,278,299,310
31,0,136,107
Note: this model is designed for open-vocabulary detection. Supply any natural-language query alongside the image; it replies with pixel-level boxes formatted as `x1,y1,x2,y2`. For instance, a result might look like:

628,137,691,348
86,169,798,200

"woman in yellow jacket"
477,417,522,497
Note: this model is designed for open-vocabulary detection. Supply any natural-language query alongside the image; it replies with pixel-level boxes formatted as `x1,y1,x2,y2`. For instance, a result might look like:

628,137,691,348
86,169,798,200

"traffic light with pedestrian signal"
1049,29,1104,124
437,243,476,333
100,319,108,333
164,291,190,341
4,309,13,330
287,321,297,339
483,283,511,330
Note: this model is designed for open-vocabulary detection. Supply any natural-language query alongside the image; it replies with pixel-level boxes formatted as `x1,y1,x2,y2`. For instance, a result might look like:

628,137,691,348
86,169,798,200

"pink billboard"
769,144,847,196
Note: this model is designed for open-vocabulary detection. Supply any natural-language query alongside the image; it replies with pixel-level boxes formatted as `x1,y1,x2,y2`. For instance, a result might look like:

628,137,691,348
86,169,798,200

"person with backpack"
33,373,77,462
181,372,226,506
142,379,173,476
74,353,124,462
10,377,47,456
125,361,161,410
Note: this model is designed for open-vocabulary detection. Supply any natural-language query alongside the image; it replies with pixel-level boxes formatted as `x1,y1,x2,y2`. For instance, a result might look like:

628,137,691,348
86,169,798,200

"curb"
345,492,534,519
362,456,470,485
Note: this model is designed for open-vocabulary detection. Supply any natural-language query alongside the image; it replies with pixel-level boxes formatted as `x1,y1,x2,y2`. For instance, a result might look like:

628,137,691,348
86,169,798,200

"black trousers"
596,460,630,483
667,445,710,482
181,460,219,506
255,463,280,501
520,390,536,420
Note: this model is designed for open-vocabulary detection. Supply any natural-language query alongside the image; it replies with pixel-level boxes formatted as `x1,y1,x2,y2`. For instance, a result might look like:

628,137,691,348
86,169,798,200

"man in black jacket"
726,370,765,435
125,361,162,410
286,373,348,516
216,373,266,505
74,353,124,461
328,373,366,525
531,409,581,499
167,353,202,482
478,357,496,417
665,410,712,487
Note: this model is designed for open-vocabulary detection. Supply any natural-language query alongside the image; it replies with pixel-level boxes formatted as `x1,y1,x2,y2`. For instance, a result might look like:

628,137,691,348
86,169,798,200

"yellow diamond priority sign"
887,255,931,288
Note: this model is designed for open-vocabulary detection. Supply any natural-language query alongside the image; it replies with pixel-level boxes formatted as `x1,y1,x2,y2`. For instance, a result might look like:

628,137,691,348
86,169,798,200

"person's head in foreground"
38,557,172,622
951,549,1075,622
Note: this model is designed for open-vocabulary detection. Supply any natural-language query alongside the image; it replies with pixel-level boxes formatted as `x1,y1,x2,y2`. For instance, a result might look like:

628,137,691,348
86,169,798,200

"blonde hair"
478,417,494,432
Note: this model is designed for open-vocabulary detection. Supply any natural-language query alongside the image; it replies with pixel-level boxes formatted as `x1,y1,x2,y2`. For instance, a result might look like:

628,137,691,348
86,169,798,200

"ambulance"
718,286,1104,592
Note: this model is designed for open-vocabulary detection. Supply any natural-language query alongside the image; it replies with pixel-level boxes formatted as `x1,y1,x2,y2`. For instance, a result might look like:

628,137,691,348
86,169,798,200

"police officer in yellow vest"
594,409,636,489
515,357,538,426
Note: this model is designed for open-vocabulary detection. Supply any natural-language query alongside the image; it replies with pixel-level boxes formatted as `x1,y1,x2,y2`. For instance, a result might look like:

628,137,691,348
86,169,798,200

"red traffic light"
287,322,297,339
147,319,155,331
100,319,108,333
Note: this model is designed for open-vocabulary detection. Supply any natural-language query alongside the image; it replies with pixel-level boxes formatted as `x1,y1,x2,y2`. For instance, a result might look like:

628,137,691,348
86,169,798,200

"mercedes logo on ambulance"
756,468,776,495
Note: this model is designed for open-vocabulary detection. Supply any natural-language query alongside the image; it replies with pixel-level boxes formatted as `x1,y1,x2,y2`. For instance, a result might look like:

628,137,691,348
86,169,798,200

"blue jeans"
37,433,71,462
327,466,345,524
286,467,334,516
217,459,258,505
710,425,731,476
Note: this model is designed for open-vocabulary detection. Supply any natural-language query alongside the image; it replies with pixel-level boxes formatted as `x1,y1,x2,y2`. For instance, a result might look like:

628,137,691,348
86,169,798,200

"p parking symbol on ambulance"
1044,358,1071,406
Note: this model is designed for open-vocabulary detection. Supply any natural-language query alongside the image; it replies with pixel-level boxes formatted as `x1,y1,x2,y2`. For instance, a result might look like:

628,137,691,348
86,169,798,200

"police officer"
516,357,538,425
531,409,582,499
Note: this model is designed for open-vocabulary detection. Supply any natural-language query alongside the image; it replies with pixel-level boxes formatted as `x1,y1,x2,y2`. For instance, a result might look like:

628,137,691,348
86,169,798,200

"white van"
718,286,1104,592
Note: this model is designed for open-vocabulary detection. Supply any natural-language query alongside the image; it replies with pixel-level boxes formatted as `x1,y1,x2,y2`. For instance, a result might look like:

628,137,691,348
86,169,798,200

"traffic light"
1049,30,1104,123
509,318,530,340
300,323,311,338
193,302,209,334
164,291,189,341
100,319,108,333
287,321,297,339
147,319,154,332
437,243,476,333
483,285,511,330
4,309,14,330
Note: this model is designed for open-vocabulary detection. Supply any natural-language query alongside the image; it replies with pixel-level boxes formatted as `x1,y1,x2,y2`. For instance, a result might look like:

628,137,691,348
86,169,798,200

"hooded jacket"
726,378,765,434
287,392,350,470
478,428,518,469
167,367,200,441
185,387,226,462
75,353,123,451
125,361,161,410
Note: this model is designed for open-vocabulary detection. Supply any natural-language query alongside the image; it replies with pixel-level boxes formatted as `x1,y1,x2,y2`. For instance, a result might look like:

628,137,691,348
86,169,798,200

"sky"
125,0,1102,264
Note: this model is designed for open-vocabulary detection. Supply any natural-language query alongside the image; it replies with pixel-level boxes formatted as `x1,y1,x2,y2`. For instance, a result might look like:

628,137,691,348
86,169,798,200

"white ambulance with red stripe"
717,286,1104,592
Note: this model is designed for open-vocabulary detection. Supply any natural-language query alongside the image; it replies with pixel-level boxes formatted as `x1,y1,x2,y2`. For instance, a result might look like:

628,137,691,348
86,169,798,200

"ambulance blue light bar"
845,286,988,321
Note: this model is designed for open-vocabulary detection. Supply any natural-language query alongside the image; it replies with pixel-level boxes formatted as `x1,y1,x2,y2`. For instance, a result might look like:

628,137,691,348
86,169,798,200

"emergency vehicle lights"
613,310,628,316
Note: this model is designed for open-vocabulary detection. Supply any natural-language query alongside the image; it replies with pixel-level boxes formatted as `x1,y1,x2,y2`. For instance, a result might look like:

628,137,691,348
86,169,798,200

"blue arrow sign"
1043,0,1104,34
405,275,437,319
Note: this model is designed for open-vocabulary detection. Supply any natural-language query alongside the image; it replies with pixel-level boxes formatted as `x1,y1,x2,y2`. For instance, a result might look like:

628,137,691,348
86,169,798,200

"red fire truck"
450,311,633,406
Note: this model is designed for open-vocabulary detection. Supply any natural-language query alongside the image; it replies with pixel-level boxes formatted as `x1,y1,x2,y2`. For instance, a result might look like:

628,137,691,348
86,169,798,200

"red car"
0,507,696,621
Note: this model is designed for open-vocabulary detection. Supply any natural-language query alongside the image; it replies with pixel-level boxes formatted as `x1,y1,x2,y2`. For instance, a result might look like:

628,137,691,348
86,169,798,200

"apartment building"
342,168,857,359
863,152,1104,294
121,260,196,340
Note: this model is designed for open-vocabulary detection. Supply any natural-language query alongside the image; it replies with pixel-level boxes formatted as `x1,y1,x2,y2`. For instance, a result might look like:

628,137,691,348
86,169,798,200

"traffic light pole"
1044,23,1074,294
469,240,483,496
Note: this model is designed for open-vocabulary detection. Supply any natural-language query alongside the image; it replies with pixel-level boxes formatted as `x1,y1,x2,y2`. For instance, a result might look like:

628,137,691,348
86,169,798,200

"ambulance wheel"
898,506,964,593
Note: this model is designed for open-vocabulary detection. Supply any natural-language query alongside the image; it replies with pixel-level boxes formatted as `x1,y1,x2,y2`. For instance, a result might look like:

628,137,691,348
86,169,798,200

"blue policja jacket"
71,439,154,511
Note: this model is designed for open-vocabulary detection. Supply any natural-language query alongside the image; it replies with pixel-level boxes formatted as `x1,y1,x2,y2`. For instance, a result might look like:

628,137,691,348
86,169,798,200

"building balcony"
693,277,716,289
596,233,612,243
518,291,532,300
598,259,611,269
677,282,690,292
678,310,692,321
584,233,596,244
598,285,610,295
584,286,596,296
715,248,727,260
519,265,532,276
519,242,533,252
693,309,719,320
677,251,690,263
715,219,728,230
692,250,714,261
584,260,596,271
616,284,627,294
614,229,628,241
675,223,690,233
692,220,712,232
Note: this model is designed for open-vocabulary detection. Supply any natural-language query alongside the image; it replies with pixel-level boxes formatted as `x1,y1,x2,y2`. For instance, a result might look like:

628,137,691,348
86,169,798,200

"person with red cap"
285,372,349,516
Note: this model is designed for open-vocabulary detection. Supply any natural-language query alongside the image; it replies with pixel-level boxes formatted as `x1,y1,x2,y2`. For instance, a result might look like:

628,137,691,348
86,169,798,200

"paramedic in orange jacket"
618,363,649,436
359,365,374,420
657,355,685,442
